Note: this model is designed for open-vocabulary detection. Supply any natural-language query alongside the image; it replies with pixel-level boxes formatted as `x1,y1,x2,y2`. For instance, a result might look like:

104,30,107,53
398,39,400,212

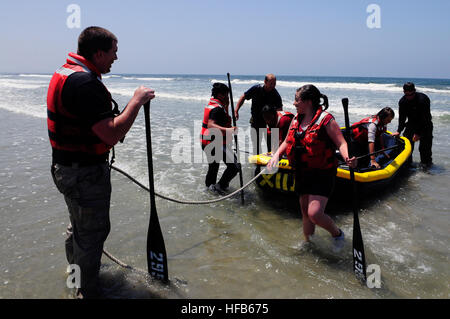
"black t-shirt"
62,72,114,126
209,107,230,128
397,92,432,135
244,84,283,127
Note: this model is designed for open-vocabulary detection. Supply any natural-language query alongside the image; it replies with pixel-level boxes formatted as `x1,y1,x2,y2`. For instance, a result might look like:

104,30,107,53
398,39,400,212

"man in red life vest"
262,105,294,152
47,26,154,298
200,83,239,194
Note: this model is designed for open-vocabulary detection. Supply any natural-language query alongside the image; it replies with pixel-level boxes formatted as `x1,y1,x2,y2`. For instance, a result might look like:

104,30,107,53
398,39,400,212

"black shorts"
295,168,336,198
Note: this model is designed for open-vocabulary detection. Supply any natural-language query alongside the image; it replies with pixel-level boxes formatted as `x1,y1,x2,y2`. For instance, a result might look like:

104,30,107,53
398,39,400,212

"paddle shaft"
342,98,367,283
337,140,402,166
356,144,399,160
227,73,245,204
144,101,169,283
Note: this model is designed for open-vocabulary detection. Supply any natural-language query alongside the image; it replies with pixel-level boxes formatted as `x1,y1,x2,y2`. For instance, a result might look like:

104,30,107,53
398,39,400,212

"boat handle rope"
109,164,267,205
103,162,268,273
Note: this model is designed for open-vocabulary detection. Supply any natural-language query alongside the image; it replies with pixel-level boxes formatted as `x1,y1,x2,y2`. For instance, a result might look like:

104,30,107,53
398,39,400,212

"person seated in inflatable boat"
350,107,395,169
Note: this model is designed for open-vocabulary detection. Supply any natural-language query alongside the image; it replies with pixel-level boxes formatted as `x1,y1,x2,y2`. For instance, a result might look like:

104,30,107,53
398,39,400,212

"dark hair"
403,82,415,92
296,84,329,111
211,82,229,98
264,73,276,82
377,107,395,121
77,26,117,60
262,105,277,115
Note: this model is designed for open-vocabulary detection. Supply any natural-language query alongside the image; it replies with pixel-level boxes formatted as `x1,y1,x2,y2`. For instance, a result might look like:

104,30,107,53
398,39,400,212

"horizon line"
2,71,450,81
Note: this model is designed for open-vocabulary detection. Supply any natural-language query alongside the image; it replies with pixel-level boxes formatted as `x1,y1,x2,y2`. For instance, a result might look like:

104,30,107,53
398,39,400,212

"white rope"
110,164,267,204
105,163,269,280
102,249,149,275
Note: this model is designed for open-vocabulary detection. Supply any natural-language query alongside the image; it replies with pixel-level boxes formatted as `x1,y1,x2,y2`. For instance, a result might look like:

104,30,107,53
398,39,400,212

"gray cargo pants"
51,162,111,298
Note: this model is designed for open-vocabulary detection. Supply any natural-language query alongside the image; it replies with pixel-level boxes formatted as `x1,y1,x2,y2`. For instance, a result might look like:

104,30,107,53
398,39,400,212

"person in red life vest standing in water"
350,107,395,169
262,105,294,152
47,26,155,298
267,85,357,252
200,83,240,194
392,82,433,168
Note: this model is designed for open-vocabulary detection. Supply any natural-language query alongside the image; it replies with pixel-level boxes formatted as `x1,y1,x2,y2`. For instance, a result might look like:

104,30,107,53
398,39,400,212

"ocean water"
0,73,449,299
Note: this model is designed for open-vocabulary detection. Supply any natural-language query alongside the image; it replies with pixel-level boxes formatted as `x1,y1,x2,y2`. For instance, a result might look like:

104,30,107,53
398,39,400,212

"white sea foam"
103,74,122,79
212,78,450,94
108,87,210,102
0,79,48,90
0,102,46,119
211,78,261,86
122,76,176,81
18,74,52,78
107,87,135,97
2,74,449,121
278,80,450,94
157,92,209,102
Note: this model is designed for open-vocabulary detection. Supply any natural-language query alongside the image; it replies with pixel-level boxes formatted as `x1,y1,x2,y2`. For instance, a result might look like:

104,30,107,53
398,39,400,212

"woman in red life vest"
267,85,356,250
351,107,395,169
200,82,239,194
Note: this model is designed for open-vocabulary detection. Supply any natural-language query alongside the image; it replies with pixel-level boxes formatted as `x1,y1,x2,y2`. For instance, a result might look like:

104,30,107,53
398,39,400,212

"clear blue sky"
1,0,449,78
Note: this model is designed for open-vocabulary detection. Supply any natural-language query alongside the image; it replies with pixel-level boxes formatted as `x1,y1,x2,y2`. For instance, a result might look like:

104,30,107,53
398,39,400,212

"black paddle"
337,144,400,166
356,144,399,160
342,98,367,284
227,73,245,204
143,101,169,283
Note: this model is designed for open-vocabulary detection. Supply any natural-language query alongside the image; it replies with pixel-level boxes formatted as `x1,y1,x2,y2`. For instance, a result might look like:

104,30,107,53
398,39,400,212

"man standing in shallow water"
393,82,433,168
47,26,155,298
234,73,283,154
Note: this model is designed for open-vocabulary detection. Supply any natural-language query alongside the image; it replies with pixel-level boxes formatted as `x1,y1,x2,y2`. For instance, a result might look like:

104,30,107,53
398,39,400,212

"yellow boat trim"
249,135,411,183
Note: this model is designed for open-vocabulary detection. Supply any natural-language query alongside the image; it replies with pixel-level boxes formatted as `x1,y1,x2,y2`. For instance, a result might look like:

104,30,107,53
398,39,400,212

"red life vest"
276,111,294,126
200,98,232,147
351,115,386,143
267,111,294,142
47,53,113,160
285,108,337,170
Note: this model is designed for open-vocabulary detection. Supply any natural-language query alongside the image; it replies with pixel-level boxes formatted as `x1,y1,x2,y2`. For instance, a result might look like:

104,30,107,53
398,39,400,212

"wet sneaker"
208,184,226,195
331,229,345,253
420,162,433,169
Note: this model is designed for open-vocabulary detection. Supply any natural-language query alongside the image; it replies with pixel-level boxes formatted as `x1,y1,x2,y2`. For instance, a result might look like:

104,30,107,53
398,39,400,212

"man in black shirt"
393,82,433,167
47,26,155,298
234,74,283,154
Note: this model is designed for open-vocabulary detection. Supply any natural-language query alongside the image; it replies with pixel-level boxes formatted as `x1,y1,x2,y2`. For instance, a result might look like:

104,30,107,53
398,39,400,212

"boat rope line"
102,159,268,273
102,248,146,274
109,164,267,204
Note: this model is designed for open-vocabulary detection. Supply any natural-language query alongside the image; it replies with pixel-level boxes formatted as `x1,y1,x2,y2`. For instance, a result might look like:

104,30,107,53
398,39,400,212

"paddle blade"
147,208,169,283
352,211,367,282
